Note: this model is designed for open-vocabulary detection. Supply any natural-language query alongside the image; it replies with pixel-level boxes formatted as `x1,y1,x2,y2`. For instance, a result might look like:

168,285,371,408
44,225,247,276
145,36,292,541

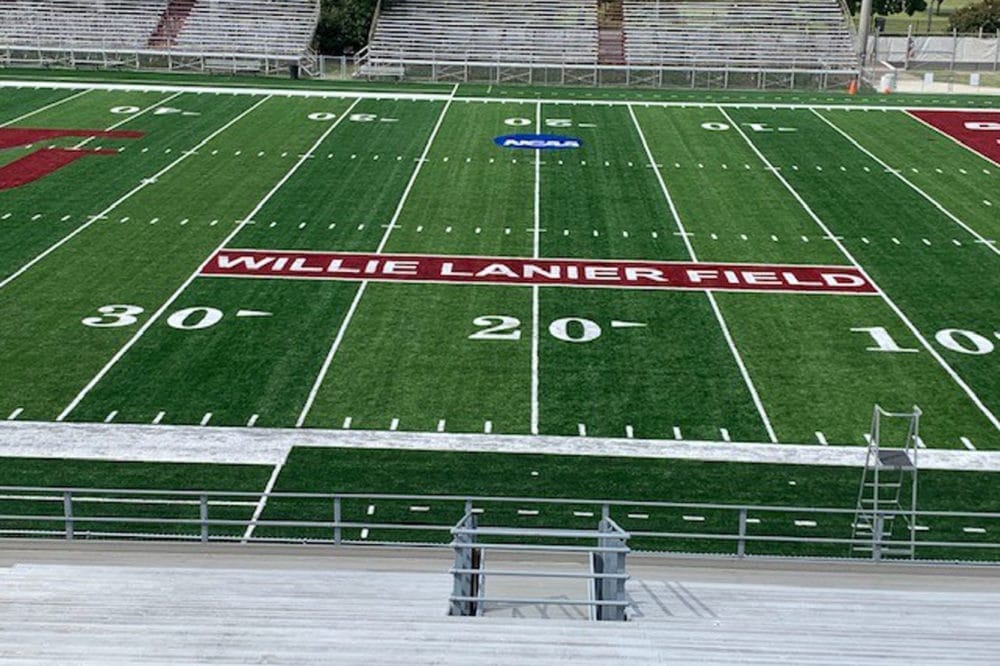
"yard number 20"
470,316,602,343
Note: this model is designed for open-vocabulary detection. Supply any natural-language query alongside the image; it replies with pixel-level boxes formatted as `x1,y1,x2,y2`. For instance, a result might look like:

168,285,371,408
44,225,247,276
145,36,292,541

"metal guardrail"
448,508,630,620
0,44,308,76
353,54,858,89
0,486,997,563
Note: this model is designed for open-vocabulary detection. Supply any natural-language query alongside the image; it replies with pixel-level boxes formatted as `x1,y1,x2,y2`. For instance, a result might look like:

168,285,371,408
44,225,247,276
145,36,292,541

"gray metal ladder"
851,405,921,560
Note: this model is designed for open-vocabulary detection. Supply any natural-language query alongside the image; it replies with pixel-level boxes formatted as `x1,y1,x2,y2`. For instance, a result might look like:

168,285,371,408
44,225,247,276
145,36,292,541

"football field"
0,78,998,452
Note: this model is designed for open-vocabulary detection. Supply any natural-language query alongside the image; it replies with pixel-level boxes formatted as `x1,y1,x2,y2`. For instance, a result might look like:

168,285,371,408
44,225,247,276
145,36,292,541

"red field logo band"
203,250,877,295
907,110,1000,165
0,128,143,191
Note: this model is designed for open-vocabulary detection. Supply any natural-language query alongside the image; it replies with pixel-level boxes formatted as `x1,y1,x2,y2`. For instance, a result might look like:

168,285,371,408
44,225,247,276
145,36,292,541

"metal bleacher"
366,0,599,65
173,0,319,56
0,0,319,56
622,0,857,70
0,0,168,49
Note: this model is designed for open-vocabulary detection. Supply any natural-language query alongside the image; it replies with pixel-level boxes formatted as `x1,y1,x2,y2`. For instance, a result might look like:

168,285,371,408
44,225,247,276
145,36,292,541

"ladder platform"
877,449,915,469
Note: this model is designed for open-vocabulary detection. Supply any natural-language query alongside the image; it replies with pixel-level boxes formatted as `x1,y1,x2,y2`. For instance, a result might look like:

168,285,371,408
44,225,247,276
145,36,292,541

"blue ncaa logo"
494,133,583,150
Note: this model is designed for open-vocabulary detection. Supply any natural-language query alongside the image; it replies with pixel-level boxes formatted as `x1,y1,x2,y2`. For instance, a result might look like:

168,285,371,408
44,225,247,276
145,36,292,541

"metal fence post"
199,494,209,543
737,508,747,558
63,491,73,540
333,496,342,547
873,513,884,562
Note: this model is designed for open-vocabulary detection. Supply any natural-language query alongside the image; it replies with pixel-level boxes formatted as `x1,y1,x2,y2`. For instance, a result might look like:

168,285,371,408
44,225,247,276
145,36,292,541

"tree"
315,0,378,55
949,0,1000,31
846,0,928,16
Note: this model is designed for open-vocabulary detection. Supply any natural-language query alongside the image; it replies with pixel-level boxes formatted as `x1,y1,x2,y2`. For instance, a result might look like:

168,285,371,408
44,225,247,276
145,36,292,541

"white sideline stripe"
904,109,1000,169
814,110,999,258
530,101,541,436
0,94,272,294
0,88,92,127
629,104,778,444
3,420,1000,470
295,93,455,428
242,452,287,543
4,79,999,113
57,96,359,421
718,106,1000,434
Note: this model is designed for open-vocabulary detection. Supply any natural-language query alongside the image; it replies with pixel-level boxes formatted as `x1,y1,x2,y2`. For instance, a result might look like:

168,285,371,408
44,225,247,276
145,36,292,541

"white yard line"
57,96,363,421
531,101,542,436
718,106,1000,432
0,93,272,293
628,104,778,443
0,88,93,127
295,94,456,428
813,109,999,258
904,109,1000,169
241,451,287,542
1,79,997,113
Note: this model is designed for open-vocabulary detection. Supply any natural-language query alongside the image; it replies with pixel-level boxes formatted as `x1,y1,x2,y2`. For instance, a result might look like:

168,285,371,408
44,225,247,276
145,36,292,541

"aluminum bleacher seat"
0,0,168,49
623,0,857,70
0,0,318,56
173,0,318,56
367,0,599,65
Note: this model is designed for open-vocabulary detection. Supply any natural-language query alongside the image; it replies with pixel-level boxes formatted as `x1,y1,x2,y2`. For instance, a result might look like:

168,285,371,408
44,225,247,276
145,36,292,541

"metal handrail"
0,486,997,561
2,486,998,520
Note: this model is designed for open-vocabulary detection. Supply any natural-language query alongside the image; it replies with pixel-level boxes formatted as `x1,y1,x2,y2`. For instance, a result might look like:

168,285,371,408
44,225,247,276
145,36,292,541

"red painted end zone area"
908,110,1000,165
202,250,877,295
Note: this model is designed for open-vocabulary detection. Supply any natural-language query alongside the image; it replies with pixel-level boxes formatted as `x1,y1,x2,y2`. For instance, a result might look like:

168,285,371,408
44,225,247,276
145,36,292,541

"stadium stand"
2,544,999,663
172,0,319,56
366,0,600,64
0,0,168,49
622,0,857,69
0,0,319,56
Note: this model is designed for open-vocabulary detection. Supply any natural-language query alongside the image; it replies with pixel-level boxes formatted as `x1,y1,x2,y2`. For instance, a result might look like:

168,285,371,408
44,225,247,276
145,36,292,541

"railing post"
873,512,884,562
333,496,342,547
199,494,209,543
63,491,74,540
737,508,747,558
